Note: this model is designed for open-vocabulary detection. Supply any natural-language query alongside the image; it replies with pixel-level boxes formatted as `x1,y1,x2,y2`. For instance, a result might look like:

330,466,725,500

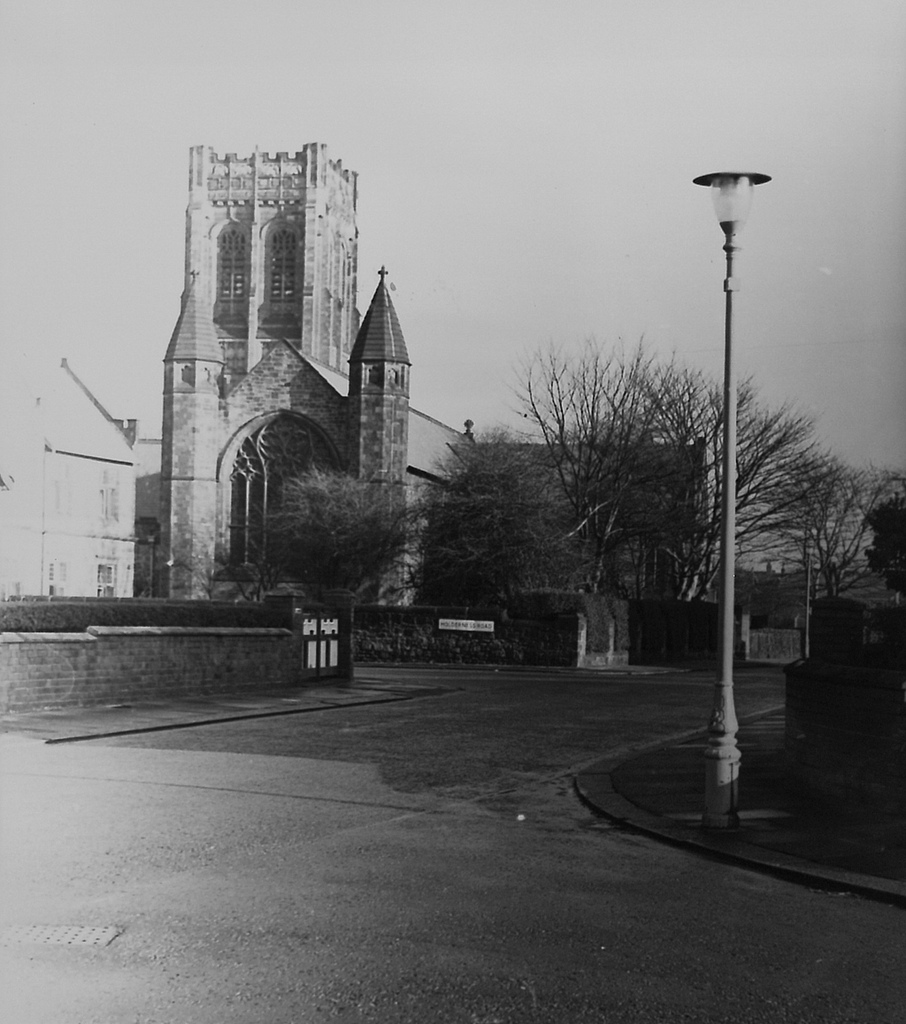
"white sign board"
438,618,495,633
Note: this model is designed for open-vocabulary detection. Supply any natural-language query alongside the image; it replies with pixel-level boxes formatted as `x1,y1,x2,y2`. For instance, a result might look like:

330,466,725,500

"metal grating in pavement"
1,924,122,947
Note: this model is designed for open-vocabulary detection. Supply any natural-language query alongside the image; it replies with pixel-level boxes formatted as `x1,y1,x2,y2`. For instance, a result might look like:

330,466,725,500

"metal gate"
299,613,341,679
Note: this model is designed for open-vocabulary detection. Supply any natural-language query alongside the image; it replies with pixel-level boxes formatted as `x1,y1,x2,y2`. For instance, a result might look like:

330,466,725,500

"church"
160,145,463,599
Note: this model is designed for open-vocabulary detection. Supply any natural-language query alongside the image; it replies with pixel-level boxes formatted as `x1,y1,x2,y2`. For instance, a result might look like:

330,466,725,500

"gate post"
323,589,355,682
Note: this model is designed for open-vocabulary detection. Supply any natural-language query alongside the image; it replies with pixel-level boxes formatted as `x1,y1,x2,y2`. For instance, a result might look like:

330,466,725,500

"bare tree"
648,364,820,599
776,460,898,597
517,341,666,592
519,341,820,599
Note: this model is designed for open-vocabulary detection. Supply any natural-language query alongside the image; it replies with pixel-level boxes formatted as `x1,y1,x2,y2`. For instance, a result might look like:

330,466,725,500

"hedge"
0,599,286,633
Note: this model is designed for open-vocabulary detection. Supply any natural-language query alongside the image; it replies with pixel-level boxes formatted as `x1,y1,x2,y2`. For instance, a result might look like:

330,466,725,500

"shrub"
0,599,284,633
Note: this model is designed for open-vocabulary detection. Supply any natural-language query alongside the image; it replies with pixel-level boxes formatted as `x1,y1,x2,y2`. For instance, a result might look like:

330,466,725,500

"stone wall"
0,627,295,713
354,606,584,667
784,659,906,814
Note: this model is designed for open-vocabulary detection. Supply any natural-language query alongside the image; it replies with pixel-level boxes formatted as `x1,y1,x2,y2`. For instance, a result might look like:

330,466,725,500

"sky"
2,0,904,468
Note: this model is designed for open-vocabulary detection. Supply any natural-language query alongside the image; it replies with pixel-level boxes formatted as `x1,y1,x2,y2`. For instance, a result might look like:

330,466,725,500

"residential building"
0,359,136,599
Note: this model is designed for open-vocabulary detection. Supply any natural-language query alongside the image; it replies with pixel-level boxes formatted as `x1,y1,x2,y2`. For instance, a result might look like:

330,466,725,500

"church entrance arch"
226,413,338,569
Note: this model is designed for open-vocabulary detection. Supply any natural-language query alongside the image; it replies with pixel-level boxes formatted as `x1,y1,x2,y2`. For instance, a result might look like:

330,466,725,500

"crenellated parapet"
189,144,357,211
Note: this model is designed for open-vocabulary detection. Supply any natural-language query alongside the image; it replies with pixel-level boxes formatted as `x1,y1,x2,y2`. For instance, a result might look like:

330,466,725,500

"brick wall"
809,598,867,665
785,660,906,814
0,627,296,713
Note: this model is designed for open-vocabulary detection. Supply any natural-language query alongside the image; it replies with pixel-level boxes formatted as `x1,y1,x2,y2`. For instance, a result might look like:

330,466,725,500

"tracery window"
218,227,248,301
229,415,334,567
268,228,297,302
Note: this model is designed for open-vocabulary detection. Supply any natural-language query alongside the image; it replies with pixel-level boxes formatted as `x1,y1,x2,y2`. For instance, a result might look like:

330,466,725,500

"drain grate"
1,924,122,947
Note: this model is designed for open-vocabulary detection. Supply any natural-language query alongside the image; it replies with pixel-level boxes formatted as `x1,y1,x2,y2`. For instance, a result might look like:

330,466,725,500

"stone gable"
224,340,349,465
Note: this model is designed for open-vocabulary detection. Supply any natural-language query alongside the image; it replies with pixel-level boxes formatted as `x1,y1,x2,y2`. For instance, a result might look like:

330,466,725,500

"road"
2,666,903,1023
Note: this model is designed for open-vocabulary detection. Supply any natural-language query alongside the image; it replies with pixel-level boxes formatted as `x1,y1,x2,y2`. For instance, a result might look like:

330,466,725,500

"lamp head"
693,172,771,236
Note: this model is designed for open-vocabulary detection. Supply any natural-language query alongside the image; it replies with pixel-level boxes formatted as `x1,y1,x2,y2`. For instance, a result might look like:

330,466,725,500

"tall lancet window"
229,414,335,570
218,226,248,304
268,228,297,303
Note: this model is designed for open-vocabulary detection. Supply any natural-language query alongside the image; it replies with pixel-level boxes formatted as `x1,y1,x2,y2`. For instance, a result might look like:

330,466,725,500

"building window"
229,415,335,568
100,468,119,522
268,228,297,302
48,561,67,597
218,227,248,301
97,563,116,598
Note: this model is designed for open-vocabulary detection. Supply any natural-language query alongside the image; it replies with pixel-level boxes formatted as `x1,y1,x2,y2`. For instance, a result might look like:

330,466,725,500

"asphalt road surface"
2,666,904,1023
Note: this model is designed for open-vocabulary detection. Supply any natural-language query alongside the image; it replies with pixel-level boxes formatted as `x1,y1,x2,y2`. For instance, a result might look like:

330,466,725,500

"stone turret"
160,280,224,598
348,268,410,485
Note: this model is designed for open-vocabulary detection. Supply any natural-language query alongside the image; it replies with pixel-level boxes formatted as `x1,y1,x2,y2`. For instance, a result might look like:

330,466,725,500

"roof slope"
0,357,135,466
350,269,410,365
407,409,463,478
165,281,224,363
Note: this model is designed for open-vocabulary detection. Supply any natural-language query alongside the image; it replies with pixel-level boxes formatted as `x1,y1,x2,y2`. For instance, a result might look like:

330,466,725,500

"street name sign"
438,618,495,633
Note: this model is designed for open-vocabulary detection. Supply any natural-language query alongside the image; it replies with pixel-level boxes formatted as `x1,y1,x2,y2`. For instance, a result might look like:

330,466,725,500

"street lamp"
693,171,771,829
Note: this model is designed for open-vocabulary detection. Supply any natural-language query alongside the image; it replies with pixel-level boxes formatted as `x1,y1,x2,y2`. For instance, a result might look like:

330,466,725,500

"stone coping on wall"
1,632,97,643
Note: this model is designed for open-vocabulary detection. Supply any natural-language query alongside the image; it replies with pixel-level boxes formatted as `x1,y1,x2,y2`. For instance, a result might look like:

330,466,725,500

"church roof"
407,409,464,478
349,268,410,366
165,280,224,364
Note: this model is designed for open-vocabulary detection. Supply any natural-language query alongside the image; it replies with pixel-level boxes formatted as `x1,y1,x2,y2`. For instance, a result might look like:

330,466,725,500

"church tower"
186,145,359,387
158,145,460,603
348,268,411,487
159,280,224,598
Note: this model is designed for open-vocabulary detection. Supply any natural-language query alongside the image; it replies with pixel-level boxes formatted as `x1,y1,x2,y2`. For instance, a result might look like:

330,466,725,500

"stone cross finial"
379,265,388,283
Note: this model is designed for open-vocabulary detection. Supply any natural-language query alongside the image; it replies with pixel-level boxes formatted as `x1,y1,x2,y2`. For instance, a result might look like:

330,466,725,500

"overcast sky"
2,0,904,467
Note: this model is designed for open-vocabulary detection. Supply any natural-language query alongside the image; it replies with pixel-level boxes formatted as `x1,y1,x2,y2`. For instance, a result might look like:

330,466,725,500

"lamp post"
693,171,771,829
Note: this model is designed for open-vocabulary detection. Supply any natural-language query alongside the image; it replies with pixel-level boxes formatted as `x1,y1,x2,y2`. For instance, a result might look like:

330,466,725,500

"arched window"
218,227,248,302
268,228,297,302
229,415,335,567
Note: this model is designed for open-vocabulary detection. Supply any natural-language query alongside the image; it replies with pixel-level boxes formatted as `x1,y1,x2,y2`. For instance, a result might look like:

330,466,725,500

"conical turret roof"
165,279,224,363
350,268,410,365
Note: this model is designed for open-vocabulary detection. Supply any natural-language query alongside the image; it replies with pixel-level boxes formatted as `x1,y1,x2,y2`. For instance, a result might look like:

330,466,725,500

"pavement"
0,677,451,744
575,704,906,907
3,669,905,908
